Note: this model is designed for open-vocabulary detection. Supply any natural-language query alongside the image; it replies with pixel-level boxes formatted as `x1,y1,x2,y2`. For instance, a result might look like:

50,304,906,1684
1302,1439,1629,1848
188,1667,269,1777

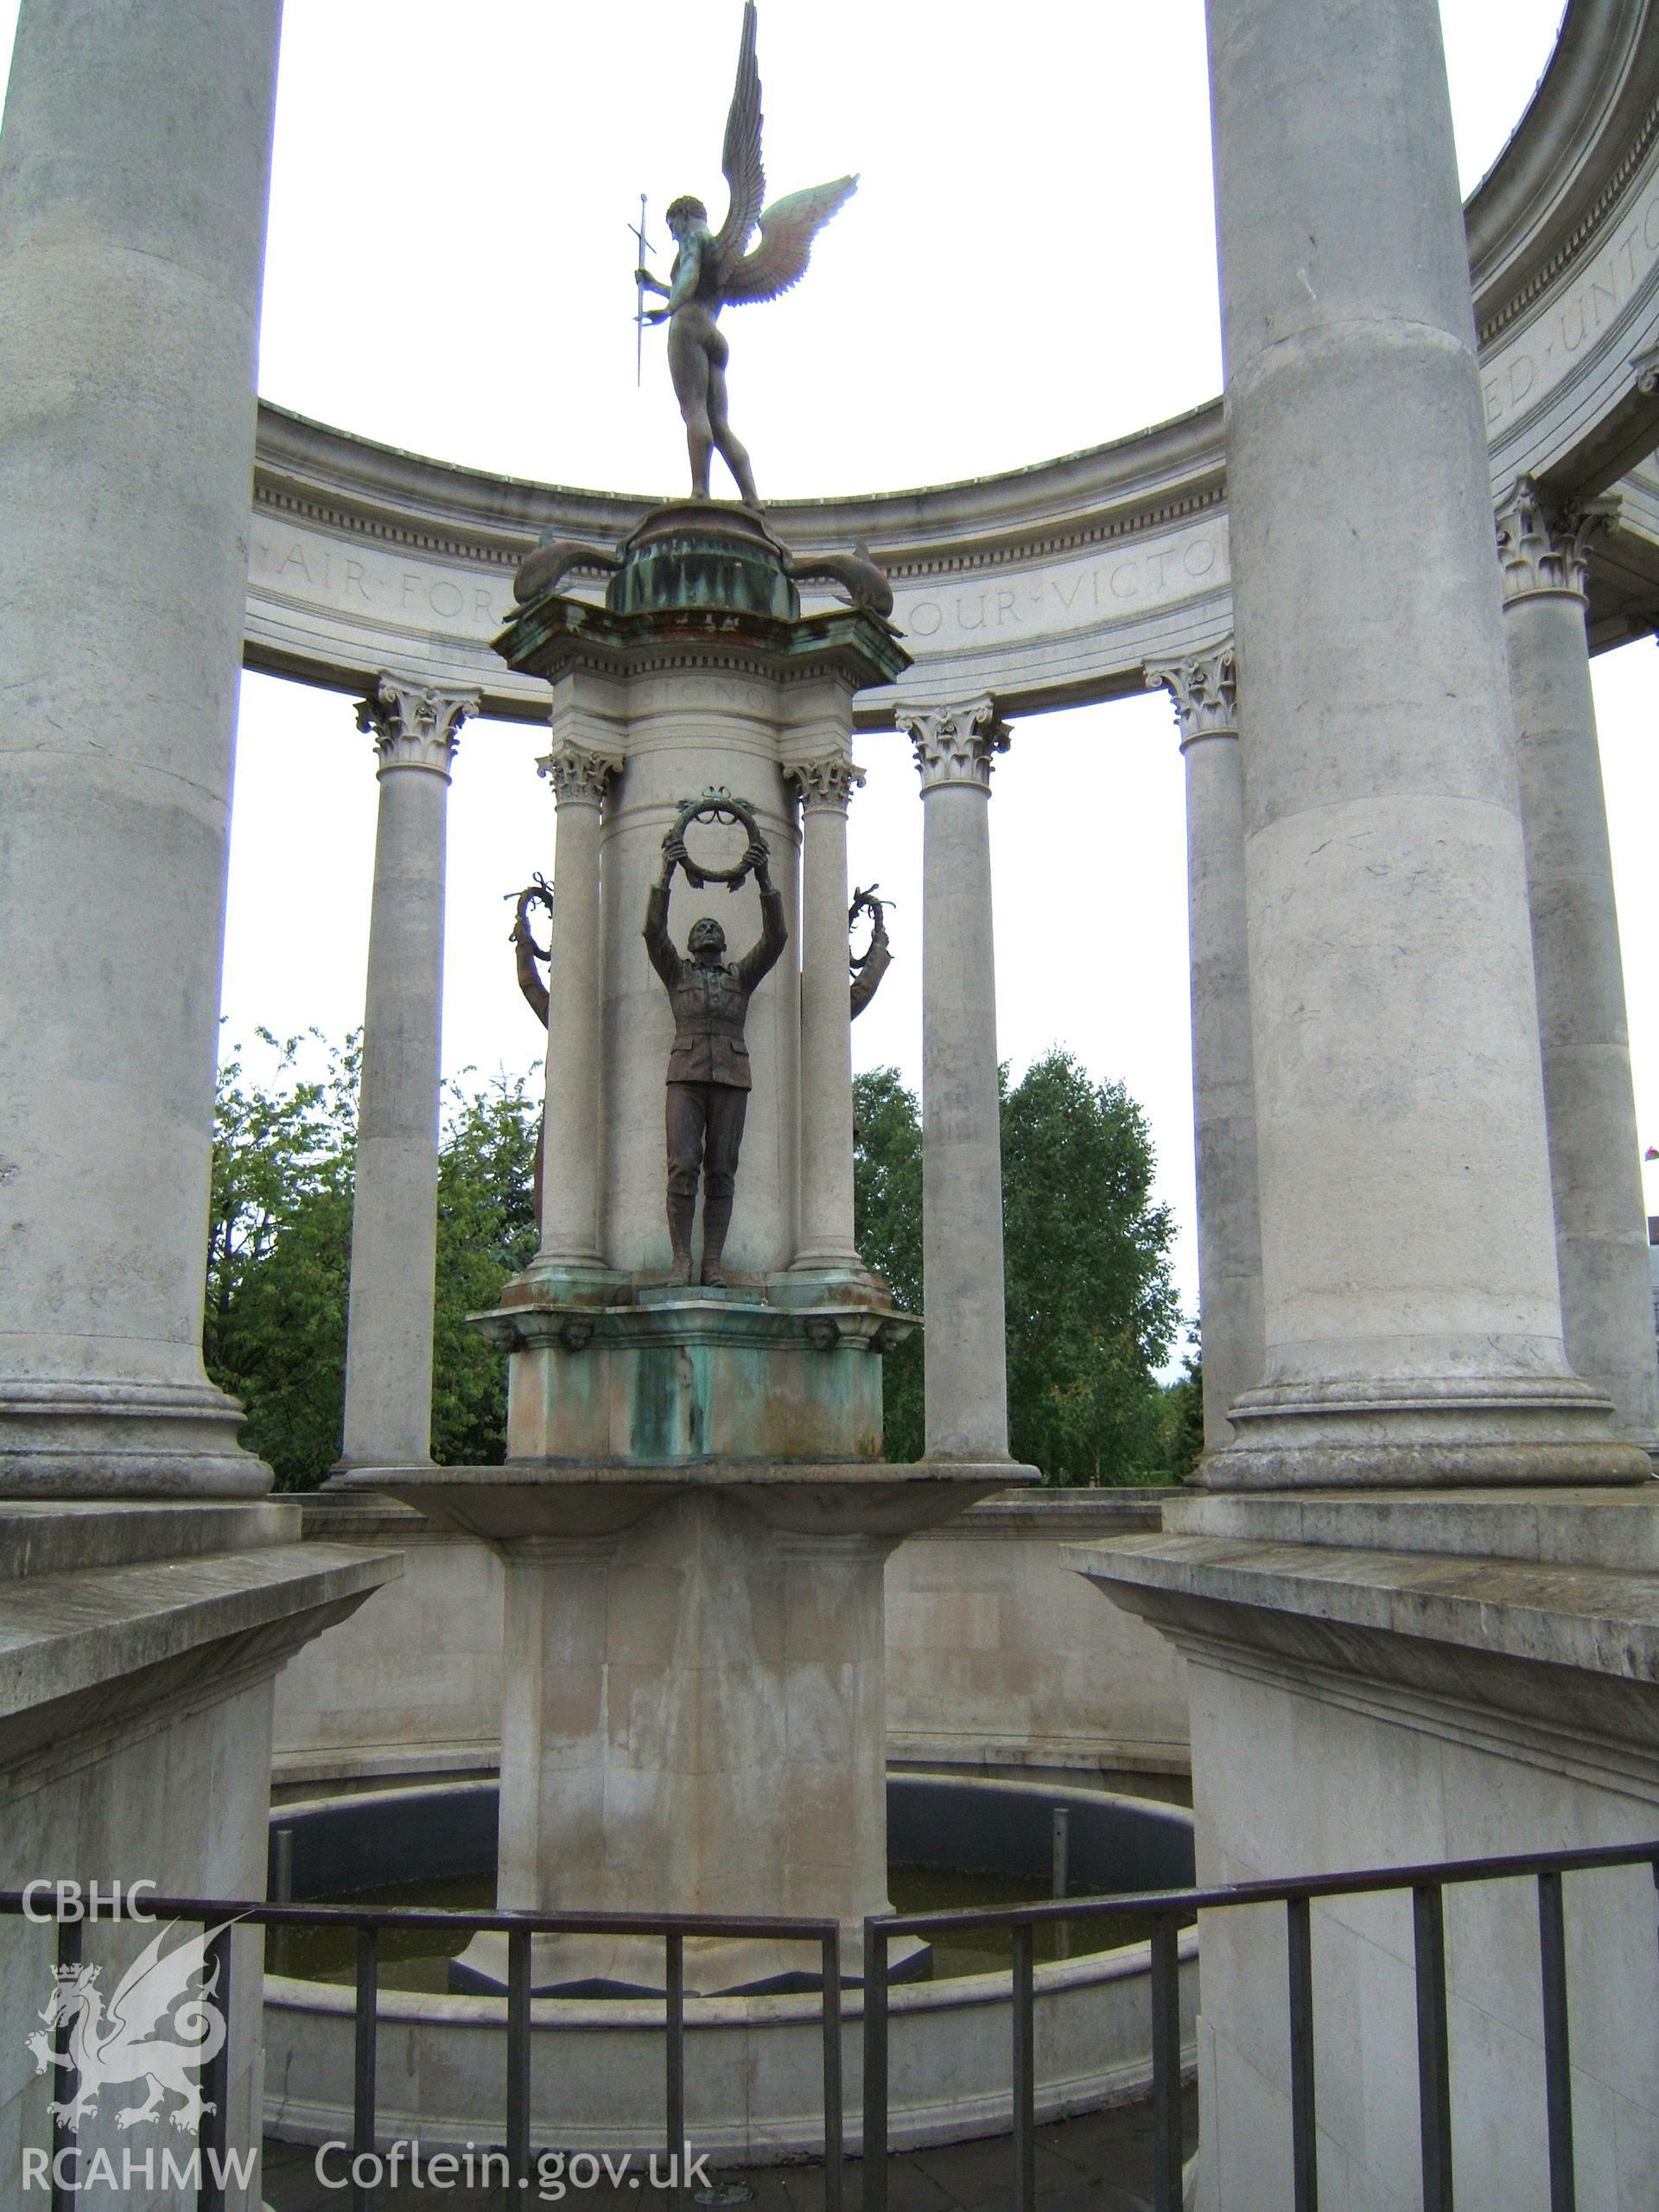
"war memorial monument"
5,0,1659,2206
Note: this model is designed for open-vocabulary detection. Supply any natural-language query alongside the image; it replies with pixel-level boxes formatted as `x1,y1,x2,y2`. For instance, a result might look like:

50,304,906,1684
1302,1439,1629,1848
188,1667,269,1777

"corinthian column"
1147,642,1263,1453
898,699,1012,1462
1497,480,1659,1457
1203,0,1643,1488
0,0,283,1495
339,677,476,1471
785,751,866,1274
535,741,622,1271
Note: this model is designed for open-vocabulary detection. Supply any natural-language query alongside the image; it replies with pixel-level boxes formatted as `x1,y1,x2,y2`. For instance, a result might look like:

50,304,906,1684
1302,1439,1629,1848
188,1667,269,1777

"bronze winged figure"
635,2,856,505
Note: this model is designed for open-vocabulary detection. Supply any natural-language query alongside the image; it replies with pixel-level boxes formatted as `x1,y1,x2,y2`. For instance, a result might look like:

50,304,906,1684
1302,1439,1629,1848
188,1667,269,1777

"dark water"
264,1866,1182,1994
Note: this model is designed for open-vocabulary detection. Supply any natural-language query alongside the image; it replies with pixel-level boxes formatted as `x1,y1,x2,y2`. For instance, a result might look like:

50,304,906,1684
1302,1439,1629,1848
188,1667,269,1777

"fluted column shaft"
900,700,1011,1462
0,0,283,1495
1148,645,1264,1455
339,677,475,1470
534,744,621,1268
785,753,866,1272
1205,0,1643,1487
1497,481,1659,1456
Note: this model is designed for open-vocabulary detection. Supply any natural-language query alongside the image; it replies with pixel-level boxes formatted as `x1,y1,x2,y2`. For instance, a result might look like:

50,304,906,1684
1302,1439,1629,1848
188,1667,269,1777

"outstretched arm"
511,896,550,1027
636,268,670,298
644,837,686,989
736,842,788,990
849,920,890,1019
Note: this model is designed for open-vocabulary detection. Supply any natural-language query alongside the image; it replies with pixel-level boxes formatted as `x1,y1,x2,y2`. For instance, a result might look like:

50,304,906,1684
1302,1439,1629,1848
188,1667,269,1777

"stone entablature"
246,1,1659,722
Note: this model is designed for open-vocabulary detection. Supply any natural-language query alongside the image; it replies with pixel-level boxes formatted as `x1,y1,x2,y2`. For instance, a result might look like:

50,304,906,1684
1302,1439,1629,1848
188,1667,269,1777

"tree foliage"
207,1033,539,1491
855,1051,1190,1484
213,1035,1194,1490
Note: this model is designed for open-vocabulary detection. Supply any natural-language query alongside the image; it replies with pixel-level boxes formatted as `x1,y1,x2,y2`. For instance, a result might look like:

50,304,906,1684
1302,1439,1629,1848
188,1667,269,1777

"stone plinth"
1071,1491,1659,2210
478,1284,913,1466
342,1462,1014,1993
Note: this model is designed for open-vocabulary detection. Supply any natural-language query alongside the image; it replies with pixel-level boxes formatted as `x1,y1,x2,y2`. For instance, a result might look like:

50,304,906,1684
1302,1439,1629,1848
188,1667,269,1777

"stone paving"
262,2089,1197,2211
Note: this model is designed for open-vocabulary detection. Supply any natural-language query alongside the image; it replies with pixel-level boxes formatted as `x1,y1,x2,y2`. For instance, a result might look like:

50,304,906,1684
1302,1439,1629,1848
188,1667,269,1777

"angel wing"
721,177,858,306
104,1921,226,2046
713,1,765,272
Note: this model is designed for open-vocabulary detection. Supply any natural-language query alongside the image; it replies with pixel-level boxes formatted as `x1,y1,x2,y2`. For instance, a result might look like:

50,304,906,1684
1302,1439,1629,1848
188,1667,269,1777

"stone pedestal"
360,1462,1003,1993
1071,1494,1659,2210
340,504,1035,1999
483,1284,912,1466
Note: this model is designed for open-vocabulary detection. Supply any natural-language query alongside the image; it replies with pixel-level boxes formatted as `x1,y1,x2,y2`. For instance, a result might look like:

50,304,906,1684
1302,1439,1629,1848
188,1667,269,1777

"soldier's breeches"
665,1082,749,1204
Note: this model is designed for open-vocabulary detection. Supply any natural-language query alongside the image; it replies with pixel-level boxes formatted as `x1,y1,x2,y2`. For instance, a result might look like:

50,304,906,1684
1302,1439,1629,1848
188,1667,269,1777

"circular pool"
263,1772,1198,2161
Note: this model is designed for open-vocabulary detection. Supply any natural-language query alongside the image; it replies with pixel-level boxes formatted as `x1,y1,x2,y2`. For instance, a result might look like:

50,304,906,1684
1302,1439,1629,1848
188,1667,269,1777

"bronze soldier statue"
645,824,787,1286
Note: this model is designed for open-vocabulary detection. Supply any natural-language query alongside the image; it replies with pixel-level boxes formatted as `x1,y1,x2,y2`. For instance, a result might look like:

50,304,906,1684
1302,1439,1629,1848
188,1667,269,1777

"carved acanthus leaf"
895,697,1010,793
356,674,478,777
537,742,624,809
1145,641,1236,744
784,753,866,812
1495,478,1616,603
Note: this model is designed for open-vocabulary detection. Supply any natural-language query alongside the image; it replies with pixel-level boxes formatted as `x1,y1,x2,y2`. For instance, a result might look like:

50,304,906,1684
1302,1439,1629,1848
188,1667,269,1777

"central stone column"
346,505,1029,1993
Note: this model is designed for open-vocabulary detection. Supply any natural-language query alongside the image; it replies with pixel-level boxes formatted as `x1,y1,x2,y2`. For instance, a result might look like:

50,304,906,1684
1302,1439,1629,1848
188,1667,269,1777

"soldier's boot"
700,1193,734,1287
667,1190,696,1287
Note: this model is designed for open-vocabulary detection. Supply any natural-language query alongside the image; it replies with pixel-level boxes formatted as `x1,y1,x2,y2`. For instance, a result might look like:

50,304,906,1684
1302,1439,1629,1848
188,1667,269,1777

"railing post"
1413,1884,1455,2212
1150,1915,1184,2212
821,1932,844,2212
1536,1871,1576,2212
197,1924,232,2212
861,1919,890,2212
353,1923,378,2212
1011,1922,1036,2212
1052,1806,1070,1962
50,1916,83,2212
1287,1894,1318,2212
506,1925,531,2190
665,1931,685,2212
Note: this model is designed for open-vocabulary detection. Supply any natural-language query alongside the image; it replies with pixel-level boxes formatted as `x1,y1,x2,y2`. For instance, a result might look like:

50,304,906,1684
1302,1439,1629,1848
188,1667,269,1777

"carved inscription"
893,522,1229,646
251,524,507,636
1482,162,1659,440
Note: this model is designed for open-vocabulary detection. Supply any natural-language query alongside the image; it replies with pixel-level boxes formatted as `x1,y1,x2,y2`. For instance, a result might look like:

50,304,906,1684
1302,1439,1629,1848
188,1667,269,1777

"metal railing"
862,1834,1659,2212
2,1891,842,2212
7,1831,1658,2212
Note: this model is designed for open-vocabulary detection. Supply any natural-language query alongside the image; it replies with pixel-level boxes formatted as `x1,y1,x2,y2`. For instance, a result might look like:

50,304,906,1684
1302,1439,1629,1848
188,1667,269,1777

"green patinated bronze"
474,1287,915,1467
495,500,911,693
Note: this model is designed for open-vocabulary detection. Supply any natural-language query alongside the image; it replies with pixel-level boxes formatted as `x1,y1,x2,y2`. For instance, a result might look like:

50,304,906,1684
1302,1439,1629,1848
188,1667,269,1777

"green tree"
1001,1050,1181,1484
853,1052,1184,1482
852,1067,925,1461
207,1036,541,1490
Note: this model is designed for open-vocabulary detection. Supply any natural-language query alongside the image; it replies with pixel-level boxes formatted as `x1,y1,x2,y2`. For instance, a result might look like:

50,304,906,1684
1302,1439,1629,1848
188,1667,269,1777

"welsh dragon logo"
26,1921,230,2133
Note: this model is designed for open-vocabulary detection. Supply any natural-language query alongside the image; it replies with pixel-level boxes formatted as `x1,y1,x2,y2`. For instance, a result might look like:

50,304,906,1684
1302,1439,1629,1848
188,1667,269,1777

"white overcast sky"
11,1,1656,1350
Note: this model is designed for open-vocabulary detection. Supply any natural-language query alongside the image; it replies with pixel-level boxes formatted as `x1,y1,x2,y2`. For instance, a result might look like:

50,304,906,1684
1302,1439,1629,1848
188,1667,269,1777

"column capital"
537,741,624,810
784,753,866,813
1495,478,1616,605
356,674,478,778
1146,640,1238,747
897,697,1010,793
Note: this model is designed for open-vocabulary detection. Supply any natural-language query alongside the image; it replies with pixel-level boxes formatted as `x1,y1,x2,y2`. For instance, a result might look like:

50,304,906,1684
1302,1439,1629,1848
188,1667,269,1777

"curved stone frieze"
247,0,1659,728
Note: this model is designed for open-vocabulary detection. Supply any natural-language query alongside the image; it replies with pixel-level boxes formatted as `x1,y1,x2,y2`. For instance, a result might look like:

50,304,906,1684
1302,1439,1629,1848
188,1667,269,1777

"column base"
0,1376,270,1497
1202,1371,1652,1489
